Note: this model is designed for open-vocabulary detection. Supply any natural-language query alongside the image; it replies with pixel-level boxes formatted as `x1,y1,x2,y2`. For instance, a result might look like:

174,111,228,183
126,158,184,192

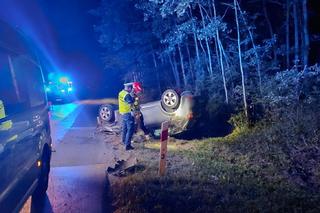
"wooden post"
159,121,169,176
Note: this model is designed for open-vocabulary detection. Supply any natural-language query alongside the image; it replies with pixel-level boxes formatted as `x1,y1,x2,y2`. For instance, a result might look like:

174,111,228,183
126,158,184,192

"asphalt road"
21,103,114,213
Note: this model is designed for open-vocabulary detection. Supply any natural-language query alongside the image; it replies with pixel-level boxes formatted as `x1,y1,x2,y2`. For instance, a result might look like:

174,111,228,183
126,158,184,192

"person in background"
132,82,151,140
118,83,135,150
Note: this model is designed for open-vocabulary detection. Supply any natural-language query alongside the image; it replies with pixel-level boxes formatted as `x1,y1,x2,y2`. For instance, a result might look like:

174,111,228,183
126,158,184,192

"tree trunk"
234,0,248,116
168,53,175,76
293,0,300,66
302,0,309,66
237,1,261,92
168,52,181,88
218,39,233,84
219,39,235,98
211,6,221,71
173,52,181,86
186,43,195,84
213,0,228,103
193,32,200,62
217,39,228,103
286,0,291,68
199,40,210,74
189,7,200,63
199,3,213,78
178,44,187,87
214,37,220,69
152,51,161,95
263,0,277,64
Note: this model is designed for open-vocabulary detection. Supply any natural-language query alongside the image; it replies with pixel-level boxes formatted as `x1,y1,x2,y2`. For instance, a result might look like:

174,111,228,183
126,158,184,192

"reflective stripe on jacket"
118,90,131,114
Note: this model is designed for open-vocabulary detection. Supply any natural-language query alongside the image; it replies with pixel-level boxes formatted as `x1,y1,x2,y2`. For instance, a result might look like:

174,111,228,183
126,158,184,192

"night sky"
0,0,113,98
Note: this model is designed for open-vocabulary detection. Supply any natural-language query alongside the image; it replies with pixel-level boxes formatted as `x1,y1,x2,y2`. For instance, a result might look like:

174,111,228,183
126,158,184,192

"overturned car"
98,89,193,135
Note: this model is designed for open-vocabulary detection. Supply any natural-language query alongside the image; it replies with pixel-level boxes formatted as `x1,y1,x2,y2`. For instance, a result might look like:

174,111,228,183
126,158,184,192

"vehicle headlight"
68,87,73,92
61,89,66,93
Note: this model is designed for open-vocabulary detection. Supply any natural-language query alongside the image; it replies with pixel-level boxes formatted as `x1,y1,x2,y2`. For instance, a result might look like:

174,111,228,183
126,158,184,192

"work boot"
126,145,134,150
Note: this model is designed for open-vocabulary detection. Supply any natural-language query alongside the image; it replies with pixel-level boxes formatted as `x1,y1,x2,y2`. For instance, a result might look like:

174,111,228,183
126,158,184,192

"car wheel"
33,147,51,198
161,89,180,112
99,104,115,122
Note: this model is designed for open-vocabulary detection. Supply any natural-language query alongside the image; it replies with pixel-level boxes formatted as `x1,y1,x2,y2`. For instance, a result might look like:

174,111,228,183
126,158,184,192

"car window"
0,49,29,117
10,54,46,108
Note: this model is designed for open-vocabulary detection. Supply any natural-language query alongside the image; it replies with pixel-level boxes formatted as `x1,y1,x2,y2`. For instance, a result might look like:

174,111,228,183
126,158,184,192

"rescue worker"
132,82,151,140
118,83,135,150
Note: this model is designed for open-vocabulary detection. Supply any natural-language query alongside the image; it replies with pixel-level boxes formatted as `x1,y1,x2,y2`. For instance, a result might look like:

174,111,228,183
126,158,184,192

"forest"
91,0,320,211
91,0,319,125
91,0,320,135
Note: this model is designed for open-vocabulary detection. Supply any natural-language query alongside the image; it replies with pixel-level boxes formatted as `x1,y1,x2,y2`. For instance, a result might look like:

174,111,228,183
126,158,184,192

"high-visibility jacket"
0,100,5,120
0,100,12,130
118,90,131,114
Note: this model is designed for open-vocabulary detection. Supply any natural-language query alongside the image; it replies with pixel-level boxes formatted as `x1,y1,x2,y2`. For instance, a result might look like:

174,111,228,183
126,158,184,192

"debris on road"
96,122,121,135
106,157,145,177
96,123,146,178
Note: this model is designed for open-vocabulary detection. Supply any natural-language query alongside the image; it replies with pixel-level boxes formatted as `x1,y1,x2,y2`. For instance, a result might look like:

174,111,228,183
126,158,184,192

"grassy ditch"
109,109,320,212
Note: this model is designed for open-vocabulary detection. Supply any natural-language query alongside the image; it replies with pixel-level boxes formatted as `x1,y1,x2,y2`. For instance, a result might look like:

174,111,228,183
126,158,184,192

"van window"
0,50,29,117
10,55,46,107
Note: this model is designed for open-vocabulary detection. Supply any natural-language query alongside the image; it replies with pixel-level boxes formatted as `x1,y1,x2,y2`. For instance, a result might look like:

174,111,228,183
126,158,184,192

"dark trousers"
134,112,149,135
122,113,134,147
139,113,149,135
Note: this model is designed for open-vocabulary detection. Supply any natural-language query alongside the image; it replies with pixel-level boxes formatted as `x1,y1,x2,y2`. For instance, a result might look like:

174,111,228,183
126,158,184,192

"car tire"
99,104,115,123
32,147,51,198
161,89,180,112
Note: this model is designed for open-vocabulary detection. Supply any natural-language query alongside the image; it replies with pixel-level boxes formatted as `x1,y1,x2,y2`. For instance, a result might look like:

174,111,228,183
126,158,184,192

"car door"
0,48,40,212
18,52,49,156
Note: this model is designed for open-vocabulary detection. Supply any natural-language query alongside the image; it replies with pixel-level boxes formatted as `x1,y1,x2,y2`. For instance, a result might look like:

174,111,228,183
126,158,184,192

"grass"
108,109,320,213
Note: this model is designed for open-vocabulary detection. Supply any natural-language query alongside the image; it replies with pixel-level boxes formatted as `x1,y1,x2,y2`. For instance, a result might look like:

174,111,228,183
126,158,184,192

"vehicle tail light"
187,112,193,120
185,96,193,102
